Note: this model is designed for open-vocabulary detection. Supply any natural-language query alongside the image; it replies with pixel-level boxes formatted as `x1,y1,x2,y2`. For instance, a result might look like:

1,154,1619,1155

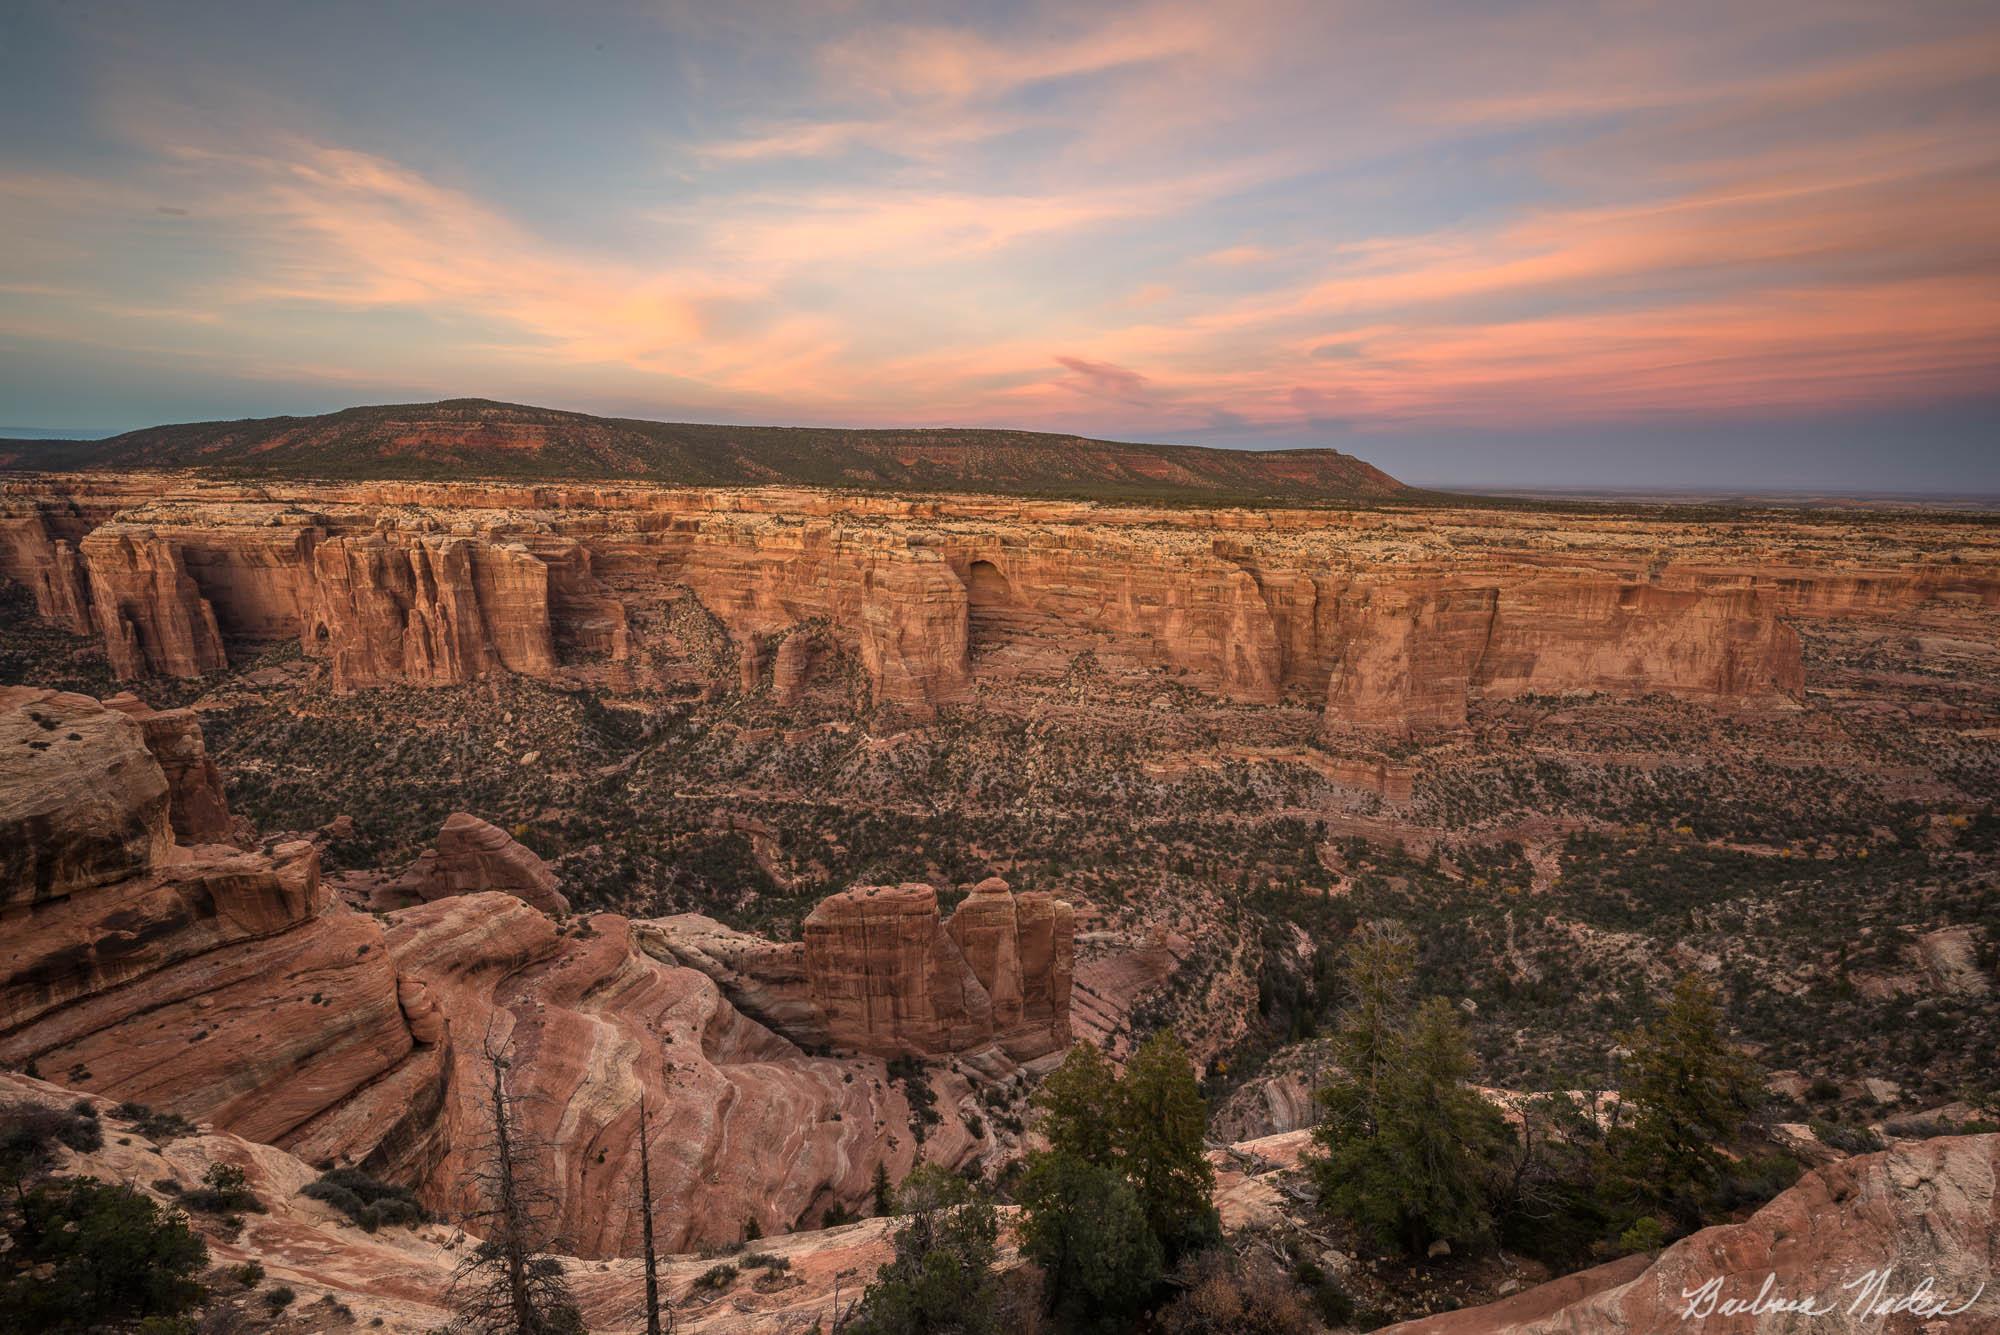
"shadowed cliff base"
0,398,1416,504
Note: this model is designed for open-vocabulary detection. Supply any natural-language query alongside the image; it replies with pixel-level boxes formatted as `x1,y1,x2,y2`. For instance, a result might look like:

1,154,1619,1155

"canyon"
0,685,1074,1256
3,456,1998,1333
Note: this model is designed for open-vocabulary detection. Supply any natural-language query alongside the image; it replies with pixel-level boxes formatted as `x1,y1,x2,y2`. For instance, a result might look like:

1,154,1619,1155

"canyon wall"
6,477,1996,729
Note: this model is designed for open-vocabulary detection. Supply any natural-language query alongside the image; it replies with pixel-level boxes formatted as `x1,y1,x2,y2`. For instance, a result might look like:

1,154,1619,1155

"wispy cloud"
2,0,1996,454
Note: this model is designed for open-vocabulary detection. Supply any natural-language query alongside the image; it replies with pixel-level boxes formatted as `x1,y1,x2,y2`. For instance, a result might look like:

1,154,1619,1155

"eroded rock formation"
0,689,1007,1253
389,812,570,916
103,691,240,844
6,474,1997,727
801,878,1074,1061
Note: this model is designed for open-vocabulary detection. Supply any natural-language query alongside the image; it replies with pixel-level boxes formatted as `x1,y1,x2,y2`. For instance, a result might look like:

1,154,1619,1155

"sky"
2,1,1997,491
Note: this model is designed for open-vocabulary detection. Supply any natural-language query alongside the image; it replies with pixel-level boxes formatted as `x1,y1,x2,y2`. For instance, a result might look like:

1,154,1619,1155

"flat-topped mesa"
13,474,1994,726
802,878,1074,1061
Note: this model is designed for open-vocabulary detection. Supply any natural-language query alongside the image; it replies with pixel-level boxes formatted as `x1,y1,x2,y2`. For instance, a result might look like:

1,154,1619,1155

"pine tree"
845,1165,1000,1335
1607,973,1761,1228
871,1161,895,1218
1310,944,1510,1255
1330,920,1415,1130
446,1047,586,1335
1114,1032,1219,1259
1032,1041,1120,1169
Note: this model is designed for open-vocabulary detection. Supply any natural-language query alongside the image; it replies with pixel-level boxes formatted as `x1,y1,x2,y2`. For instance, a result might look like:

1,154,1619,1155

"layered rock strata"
5,477,1996,728
388,812,570,916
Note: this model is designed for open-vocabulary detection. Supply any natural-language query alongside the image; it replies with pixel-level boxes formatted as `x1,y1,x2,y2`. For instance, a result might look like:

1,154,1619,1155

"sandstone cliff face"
1386,1133,2000,1334
801,878,1073,1061
0,504,91,632
308,533,557,690
15,474,2000,729
1323,577,1803,735
80,525,227,678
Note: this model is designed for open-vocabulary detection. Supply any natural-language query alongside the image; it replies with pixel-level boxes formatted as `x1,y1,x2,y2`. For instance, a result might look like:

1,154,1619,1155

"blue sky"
2,0,1997,490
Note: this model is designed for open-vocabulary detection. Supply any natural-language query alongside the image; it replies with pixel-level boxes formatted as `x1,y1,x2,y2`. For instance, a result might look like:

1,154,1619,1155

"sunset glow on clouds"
2,0,1997,487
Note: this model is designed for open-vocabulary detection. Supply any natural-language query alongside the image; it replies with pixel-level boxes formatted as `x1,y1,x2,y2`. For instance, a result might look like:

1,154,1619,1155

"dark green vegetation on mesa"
0,398,1412,503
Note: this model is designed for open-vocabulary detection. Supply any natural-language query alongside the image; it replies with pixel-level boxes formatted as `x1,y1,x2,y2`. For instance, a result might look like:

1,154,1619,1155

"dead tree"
445,1043,586,1335
636,1091,671,1335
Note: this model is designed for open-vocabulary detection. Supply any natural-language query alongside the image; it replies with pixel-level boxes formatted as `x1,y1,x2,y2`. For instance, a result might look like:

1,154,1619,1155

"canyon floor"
3,466,1998,1331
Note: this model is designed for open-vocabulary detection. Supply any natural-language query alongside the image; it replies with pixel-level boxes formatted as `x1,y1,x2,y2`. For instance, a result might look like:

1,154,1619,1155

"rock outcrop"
80,525,227,678
801,878,1072,1061
103,691,240,844
0,503,91,632
1387,1133,2000,1334
0,688,997,1254
389,812,570,916
0,690,414,1145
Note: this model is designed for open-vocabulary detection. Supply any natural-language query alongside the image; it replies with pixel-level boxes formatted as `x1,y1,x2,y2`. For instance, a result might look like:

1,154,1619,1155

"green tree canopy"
0,1175,209,1332
1033,1041,1121,1170
1607,973,1762,1227
1310,940,1513,1255
846,1165,1001,1335
1016,1150,1162,1330
1115,1033,1221,1259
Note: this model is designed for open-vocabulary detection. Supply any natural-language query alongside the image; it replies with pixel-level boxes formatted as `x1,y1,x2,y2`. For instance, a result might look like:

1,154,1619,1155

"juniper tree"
844,1165,999,1335
1114,1032,1219,1260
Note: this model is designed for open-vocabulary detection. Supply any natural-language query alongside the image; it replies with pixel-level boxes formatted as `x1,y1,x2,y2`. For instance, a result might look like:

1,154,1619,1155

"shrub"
1809,1119,1885,1156
181,1162,263,1215
229,1260,266,1287
1159,1250,1315,1335
0,1100,103,1180
694,1263,738,1292
0,1176,209,1330
845,1166,1000,1335
300,1166,427,1232
111,1103,199,1144
264,1284,297,1310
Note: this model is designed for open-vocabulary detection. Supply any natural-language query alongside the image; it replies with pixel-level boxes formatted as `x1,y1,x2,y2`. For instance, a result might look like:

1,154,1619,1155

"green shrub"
695,1263,738,1292
300,1166,427,1232
180,1162,263,1215
0,1176,209,1330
